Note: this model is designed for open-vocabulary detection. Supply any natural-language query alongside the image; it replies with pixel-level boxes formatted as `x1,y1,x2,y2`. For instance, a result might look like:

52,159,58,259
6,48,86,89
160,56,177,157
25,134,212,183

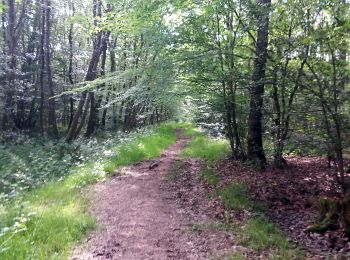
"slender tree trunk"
44,0,59,139
65,0,102,142
229,82,244,159
271,67,286,168
226,12,244,159
2,0,16,130
246,0,271,169
215,12,236,157
68,1,75,129
85,0,104,137
19,4,39,130
102,35,116,129
39,0,45,134
66,91,87,142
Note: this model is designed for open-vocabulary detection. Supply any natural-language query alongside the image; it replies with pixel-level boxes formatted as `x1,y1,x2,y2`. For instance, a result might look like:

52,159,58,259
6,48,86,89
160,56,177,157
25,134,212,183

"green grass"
199,168,219,186
238,216,303,259
217,183,302,258
103,124,177,173
178,129,302,259
0,174,96,259
226,252,247,260
0,123,182,259
181,135,230,163
218,183,264,211
178,123,201,137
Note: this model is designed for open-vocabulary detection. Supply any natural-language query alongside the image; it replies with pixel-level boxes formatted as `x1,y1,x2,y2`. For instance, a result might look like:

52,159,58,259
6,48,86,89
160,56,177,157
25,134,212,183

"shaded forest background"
1,0,349,184
0,0,350,258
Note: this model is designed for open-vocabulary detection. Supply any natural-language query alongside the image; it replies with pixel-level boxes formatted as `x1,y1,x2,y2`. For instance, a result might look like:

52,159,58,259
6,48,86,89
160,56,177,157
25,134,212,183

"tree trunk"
44,0,59,139
102,35,117,129
67,1,75,129
65,0,102,142
39,0,46,134
246,0,271,169
271,67,286,168
2,0,17,130
85,30,109,136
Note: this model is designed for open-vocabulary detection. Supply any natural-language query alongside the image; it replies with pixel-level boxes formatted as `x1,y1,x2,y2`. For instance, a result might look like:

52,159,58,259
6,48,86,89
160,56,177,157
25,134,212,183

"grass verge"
0,123,184,259
103,124,178,173
188,134,302,259
218,183,265,212
217,182,301,259
237,216,303,259
181,135,230,164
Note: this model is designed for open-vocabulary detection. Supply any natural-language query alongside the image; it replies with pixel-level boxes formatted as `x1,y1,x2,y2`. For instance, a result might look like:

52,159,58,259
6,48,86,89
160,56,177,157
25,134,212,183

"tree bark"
246,0,271,169
68,1,75,129
2,0,17,130
65,0,102,142
44,0,59,139
85,0,105,137
39,0,45,134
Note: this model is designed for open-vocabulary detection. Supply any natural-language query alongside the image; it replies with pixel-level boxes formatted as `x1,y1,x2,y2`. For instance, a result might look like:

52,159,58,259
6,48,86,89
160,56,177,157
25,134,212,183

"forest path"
71,129,233,259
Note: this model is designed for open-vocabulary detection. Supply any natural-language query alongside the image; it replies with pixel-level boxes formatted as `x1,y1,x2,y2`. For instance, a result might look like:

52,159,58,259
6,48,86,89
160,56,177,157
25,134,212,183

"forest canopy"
1,0,349,182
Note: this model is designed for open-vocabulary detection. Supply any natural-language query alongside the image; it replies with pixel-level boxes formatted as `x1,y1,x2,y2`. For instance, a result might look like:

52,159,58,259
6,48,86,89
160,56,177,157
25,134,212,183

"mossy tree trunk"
307,193,350,237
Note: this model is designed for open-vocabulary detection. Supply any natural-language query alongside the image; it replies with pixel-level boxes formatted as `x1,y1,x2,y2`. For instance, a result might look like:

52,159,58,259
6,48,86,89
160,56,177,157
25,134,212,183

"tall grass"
0,123,182,259
103,124,177,173
181,135,230,163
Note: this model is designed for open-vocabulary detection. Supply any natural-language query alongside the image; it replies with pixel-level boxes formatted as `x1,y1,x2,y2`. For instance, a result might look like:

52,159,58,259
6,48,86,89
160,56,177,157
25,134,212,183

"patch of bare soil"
215,156,350,259
70,130,237,260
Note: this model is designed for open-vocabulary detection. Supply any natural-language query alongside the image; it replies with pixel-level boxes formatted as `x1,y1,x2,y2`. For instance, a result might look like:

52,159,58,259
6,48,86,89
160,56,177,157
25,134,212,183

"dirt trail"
71,130,234,259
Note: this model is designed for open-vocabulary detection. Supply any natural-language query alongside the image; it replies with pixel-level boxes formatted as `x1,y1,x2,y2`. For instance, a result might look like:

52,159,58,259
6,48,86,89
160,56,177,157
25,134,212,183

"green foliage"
199,168,219,186
239,216,287,250
177,122,201,137
0,123,181,259
103,123,177,173
218,183,264,211
238,216,303,259
0,139,79,200
181,136,229,163
0,174,96,259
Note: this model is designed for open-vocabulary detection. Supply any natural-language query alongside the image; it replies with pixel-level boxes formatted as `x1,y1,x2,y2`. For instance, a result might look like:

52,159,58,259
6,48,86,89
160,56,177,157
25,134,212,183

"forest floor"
214,157,350,259
70,129,350,259
71,129,237,259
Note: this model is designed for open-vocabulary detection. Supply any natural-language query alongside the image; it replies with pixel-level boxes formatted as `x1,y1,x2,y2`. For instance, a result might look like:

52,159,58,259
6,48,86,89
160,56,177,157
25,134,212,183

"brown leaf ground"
215,156,350,258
